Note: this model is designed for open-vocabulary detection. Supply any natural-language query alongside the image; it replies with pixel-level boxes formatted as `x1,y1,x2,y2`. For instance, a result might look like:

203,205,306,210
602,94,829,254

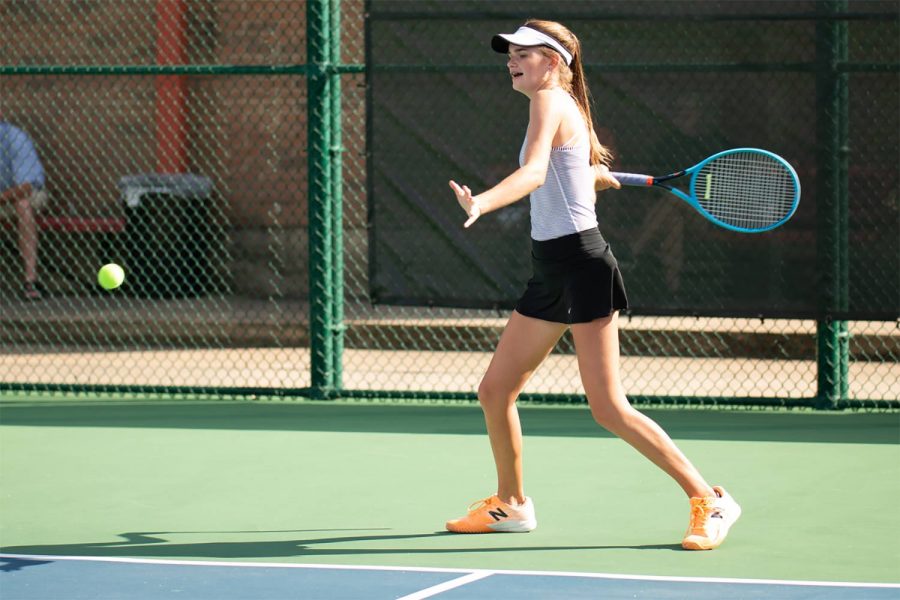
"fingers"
594,174,621,191
450,180,480,227
594,165,621,191
449,180,472,202
464,200,481,228
450,181,474,199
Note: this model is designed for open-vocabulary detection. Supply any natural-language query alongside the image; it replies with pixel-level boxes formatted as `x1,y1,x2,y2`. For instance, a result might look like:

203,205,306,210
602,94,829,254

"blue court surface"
2,554,898,599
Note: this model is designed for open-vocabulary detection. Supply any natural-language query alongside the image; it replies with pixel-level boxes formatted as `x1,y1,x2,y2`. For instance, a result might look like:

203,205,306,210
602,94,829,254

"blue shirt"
0,122,45,193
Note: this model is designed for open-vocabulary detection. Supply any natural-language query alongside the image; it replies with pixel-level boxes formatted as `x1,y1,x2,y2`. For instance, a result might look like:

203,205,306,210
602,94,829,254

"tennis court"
2,1,899,598
2,399,899,598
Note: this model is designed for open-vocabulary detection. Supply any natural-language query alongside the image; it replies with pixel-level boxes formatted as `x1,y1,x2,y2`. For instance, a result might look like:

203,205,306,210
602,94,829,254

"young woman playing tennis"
446,20,741,550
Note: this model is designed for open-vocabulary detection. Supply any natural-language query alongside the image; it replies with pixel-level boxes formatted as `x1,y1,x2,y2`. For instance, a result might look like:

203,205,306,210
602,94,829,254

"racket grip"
610,172,654,187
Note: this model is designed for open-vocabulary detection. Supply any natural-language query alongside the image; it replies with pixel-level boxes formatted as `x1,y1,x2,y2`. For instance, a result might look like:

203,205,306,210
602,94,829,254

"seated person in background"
0,118,47,300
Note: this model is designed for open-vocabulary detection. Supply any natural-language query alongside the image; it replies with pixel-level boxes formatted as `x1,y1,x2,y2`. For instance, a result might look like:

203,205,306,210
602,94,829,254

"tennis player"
446,20,741,550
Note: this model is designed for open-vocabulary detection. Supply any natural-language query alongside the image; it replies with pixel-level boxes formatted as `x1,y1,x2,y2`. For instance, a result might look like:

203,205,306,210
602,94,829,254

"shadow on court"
0,401,897,444
0,557,53,572
0,529,683,563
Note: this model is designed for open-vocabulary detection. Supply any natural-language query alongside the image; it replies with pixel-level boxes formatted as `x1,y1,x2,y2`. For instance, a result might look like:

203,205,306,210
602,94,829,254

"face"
506,44,556,96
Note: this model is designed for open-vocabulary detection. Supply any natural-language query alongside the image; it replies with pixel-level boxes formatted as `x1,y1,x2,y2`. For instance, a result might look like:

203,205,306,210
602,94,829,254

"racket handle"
610,172,654,187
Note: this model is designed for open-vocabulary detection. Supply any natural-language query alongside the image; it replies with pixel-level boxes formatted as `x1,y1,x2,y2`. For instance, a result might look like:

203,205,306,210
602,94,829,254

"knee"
589,404,621,431
588,395,633,432
477,378,514,414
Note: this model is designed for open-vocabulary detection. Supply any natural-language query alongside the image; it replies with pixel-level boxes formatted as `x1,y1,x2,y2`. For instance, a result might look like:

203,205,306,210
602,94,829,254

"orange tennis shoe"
682,486,742,550
445,495,537,533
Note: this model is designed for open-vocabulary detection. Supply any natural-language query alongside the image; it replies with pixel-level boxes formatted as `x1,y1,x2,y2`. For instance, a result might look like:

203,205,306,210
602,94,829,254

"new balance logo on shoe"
682,486,741,550
446,495,537,533
488,508,509,521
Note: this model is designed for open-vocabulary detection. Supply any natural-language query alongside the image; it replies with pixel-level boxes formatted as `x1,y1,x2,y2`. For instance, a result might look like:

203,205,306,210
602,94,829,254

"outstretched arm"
449,90,562,227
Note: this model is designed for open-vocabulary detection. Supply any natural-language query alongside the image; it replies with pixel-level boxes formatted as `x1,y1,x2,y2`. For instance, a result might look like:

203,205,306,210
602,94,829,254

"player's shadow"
0,528,683,565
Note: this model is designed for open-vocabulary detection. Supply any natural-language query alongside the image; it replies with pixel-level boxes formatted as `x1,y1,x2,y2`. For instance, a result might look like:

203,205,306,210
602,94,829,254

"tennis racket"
611,148,800,233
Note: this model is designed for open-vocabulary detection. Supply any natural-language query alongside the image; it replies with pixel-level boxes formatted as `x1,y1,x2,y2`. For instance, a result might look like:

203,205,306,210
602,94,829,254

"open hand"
449,180,481,228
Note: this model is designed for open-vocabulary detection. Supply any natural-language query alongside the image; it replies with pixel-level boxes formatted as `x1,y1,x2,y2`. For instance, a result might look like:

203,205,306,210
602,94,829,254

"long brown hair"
525,19,613,166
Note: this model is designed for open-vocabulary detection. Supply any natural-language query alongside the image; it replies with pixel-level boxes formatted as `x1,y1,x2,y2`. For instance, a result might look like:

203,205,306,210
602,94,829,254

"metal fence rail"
0,0,897,409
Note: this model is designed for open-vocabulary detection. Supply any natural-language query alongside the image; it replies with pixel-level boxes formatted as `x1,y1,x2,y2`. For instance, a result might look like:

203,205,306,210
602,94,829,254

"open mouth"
511,72,523,80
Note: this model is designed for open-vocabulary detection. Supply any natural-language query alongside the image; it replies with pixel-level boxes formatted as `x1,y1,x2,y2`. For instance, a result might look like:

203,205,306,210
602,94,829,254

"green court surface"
1,399,898,585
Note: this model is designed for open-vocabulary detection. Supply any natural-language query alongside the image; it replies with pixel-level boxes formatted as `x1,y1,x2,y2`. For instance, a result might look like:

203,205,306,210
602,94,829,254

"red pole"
155,0,188,173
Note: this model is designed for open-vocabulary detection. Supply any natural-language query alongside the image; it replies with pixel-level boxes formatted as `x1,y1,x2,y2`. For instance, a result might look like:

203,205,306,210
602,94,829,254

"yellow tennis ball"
97,263,125,290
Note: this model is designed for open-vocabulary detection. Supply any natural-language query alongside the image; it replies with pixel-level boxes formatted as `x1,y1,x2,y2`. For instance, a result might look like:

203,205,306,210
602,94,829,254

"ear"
546,52,560,70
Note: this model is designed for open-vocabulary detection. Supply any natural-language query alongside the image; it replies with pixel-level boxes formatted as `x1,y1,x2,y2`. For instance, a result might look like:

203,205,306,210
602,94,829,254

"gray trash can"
118,174,221,298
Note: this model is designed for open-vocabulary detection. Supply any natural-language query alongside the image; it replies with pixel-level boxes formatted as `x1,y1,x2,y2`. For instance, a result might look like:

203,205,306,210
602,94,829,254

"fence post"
330,0,345,391
307,0,335,398
154,0,188,173
815,0,850,409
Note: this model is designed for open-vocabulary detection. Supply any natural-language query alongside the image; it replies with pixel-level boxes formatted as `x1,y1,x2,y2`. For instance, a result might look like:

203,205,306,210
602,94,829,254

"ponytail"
525,19,613,166
569,53,613,166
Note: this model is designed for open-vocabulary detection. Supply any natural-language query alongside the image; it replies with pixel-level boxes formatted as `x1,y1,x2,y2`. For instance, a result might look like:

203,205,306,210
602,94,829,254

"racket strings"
696,152,797,230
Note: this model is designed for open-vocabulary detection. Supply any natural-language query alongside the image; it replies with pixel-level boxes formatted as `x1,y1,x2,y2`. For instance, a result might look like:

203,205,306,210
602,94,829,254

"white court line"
0,554,473,574
395,571,493,600
1,554,898,589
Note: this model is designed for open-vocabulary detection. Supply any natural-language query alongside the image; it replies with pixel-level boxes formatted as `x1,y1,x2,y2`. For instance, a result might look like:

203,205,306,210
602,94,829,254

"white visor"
491,26,573,66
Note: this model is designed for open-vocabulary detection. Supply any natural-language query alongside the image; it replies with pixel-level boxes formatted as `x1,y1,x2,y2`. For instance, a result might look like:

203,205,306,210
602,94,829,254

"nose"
507,57,515,69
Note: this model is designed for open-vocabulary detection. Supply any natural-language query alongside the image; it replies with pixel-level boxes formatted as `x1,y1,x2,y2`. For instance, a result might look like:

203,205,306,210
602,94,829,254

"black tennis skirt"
515,227,629,324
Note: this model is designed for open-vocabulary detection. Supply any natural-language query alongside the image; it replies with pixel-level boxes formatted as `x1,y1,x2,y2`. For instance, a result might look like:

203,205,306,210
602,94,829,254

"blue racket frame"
611,148,801,233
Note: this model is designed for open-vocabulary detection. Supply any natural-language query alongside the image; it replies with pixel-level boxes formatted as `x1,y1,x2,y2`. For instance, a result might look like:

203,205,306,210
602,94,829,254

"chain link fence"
1,0,897,409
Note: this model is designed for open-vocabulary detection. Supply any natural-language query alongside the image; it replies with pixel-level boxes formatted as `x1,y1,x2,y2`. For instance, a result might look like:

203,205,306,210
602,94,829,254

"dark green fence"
0,0,897,409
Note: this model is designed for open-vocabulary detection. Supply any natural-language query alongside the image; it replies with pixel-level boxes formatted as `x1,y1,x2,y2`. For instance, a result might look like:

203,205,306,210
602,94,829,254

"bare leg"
478,310,566,505
15,198,38,283
571,312,714,499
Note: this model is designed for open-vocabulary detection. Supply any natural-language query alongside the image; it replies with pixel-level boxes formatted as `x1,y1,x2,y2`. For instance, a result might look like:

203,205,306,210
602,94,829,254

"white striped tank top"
519,123,598,241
